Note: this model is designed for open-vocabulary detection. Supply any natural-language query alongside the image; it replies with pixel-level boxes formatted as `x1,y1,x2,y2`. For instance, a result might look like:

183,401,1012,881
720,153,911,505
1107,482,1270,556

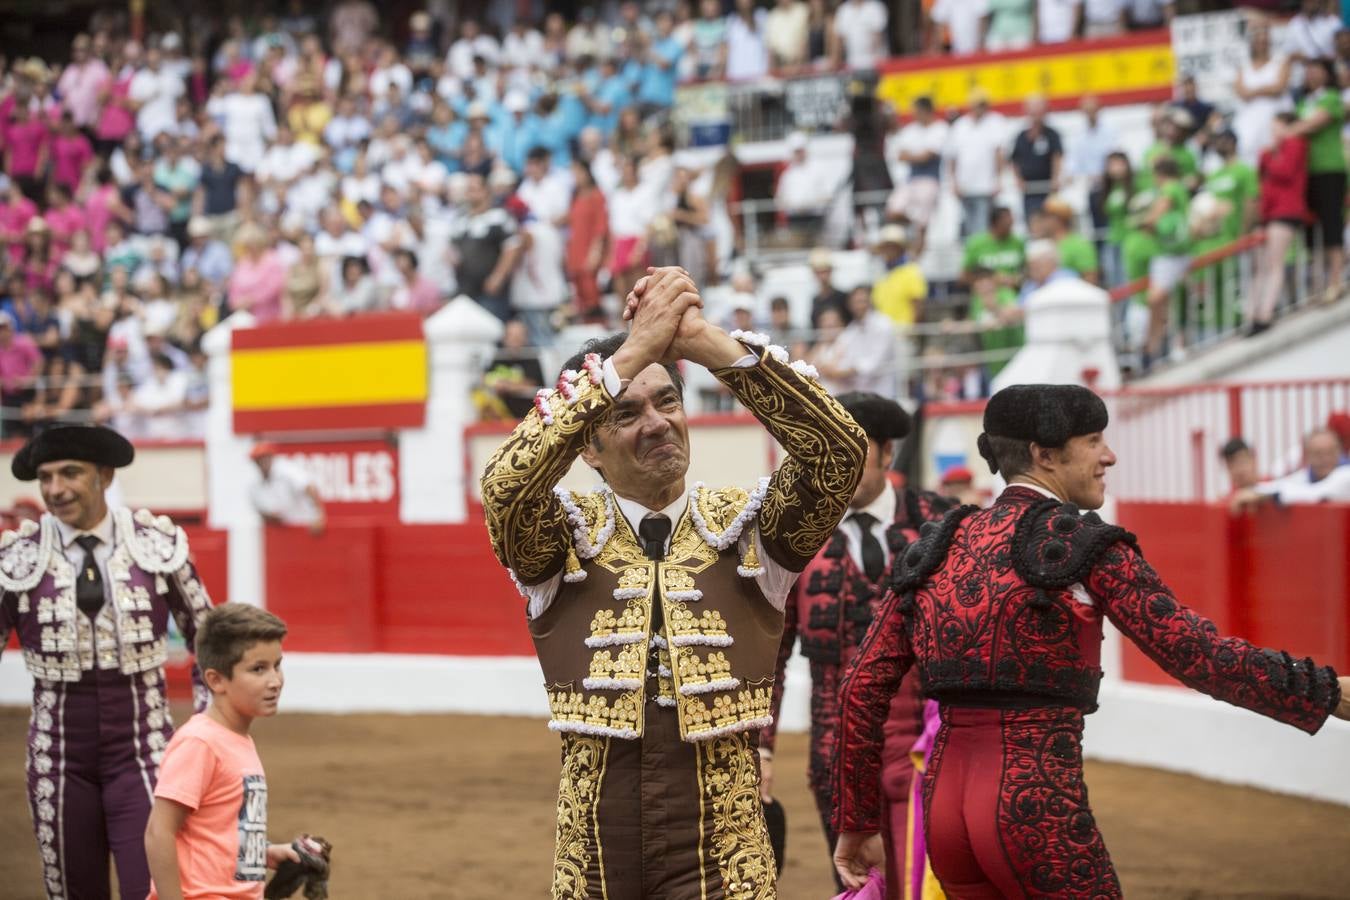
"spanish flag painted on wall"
232,313,427,433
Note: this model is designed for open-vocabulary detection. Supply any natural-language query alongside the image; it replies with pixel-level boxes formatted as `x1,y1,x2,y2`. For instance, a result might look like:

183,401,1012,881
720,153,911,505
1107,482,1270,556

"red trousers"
923,706,1122,899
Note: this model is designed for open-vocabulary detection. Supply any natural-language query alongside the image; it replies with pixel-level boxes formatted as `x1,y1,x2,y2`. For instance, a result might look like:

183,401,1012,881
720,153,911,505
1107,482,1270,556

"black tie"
851,512,886,582
74,534,105,617
639,514,672,562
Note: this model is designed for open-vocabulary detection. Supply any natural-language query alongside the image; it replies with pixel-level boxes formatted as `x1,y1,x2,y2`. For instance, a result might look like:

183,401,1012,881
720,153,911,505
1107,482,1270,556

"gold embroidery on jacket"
698,732,777,898
481,371,610,583
714,352,866,567
675,649,735,686
678,686,774,738
552,733,608,899
587,643,645,684
548,688,644,736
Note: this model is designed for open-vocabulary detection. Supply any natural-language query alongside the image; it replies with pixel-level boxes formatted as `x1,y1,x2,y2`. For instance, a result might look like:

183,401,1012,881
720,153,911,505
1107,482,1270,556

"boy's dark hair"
1153,156,1181,178
558,333,685,399
196,603,288,678
527,146,552,164
1219,437,1251,461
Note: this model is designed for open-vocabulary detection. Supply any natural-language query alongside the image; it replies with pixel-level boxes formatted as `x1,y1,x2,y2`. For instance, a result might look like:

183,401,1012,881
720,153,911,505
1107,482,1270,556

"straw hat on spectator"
466,102,490,121
809,247,834,271
968,85,991,107
1041,196,1075,225
25,216,50,236
234,222,270,252
187,217,212,240
16,58,52,83
410,11,432,33
872,224,908,250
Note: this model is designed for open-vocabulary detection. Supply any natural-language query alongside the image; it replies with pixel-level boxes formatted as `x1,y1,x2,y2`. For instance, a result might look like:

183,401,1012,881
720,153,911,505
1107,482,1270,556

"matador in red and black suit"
832,384,1350,899
759,392,953,892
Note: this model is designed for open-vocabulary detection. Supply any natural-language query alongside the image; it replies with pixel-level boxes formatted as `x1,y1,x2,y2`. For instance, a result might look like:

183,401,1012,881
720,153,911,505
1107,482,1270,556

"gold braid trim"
481,371,613,584
712,346,867,570
552,733,608,899
698,732,778,898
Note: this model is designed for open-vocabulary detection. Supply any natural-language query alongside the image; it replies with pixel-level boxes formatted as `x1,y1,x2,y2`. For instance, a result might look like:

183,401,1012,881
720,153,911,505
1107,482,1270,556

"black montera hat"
11,424,135,481
977,384,1108,473
837,391,911,443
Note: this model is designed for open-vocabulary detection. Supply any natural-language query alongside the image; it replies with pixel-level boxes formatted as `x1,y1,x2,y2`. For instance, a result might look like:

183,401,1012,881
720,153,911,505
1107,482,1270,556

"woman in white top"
1234,24,1292,166
725,0,771,82
608,155,657,304
205,73,277,174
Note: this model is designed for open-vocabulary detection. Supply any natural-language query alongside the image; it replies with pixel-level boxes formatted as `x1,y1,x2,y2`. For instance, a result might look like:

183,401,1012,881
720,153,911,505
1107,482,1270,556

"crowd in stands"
0,0,1347,440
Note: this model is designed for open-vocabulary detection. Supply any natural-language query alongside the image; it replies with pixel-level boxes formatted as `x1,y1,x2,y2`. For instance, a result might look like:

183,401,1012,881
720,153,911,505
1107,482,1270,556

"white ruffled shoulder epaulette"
0,518,50,593
119,508,190,574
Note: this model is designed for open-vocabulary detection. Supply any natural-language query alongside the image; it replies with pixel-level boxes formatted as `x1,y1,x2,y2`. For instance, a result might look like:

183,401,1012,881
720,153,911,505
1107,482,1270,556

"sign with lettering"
273,440,400,522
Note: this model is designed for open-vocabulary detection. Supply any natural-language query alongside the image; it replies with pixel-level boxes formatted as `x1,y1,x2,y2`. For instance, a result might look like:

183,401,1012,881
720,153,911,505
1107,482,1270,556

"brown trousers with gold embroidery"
552,706,777,899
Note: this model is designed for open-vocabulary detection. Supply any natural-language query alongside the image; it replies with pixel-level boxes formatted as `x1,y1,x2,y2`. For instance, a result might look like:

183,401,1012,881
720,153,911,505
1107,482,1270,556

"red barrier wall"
262,518,531,657
1116,503,1350,685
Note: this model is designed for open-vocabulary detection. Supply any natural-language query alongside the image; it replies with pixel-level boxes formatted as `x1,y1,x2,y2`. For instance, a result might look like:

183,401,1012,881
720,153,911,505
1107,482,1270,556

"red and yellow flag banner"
877,30,1175,115
231,313,427,434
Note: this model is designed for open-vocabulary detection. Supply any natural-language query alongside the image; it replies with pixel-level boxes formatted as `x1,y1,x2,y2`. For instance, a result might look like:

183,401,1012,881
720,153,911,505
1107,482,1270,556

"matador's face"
582,364,690,498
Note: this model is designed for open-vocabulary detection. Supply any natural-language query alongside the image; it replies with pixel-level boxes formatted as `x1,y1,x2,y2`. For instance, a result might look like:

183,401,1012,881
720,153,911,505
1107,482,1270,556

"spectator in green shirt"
1190,131,1257,331
1139,106,1199,192
1038,195,1099,284
1140,156,1192,361
968,266,1023,377
960,206,1025,295
1101,152,1135,289
1290,57,1346,301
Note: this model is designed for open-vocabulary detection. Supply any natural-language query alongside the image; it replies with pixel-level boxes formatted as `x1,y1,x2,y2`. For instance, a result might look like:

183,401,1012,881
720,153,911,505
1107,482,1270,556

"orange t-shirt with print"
148,713,269,900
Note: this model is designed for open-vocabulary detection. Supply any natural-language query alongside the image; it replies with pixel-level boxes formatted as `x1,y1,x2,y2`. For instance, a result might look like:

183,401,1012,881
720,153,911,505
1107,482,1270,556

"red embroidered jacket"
833,486,1343,833
761,488,954,755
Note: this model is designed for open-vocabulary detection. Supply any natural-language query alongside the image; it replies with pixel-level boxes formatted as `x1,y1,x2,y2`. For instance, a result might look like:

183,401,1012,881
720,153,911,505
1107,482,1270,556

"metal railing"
1104,378,1350,503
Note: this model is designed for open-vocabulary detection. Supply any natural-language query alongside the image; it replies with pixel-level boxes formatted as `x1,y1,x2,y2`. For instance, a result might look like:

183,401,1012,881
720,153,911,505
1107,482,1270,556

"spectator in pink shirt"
4,103,51,202
85,165,133,253
49,113,94,191
94,43,139,156
44,183,88,259
0,181,38,265
227,222,288,323
0,310,42,438
389,248,444,315
57,33,110,129
20,218,58,296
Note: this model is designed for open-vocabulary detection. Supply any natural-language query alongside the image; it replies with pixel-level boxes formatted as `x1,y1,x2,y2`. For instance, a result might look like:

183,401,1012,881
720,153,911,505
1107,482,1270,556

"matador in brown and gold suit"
481,268,867,899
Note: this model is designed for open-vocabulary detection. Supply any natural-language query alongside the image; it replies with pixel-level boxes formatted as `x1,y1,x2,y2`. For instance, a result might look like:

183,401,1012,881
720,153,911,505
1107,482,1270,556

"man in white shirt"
1285,0,1341,63
834,0,890,70
776,132,834,237
1083,0,1127,37
890,95,949,250
946,89,1007,237
765,0,811,69
129,46,184,140
1235,428,1350,509
832,286,898,398
248,443,327,533
1038,0,1084,45
516,147,572,227
929,0,989,56
447,18,501,81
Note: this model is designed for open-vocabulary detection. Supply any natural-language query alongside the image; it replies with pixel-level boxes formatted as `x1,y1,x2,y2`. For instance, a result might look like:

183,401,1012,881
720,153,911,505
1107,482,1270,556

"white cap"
161,32,182,51
786,132,807,153
504,92,530,114
874,224,908,248
730,292,757,313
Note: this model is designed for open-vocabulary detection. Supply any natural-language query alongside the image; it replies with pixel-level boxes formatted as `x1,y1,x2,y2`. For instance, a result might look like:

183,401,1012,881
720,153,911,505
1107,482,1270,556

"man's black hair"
527,146,552,164
559,333,684,398
1220,437,1251,461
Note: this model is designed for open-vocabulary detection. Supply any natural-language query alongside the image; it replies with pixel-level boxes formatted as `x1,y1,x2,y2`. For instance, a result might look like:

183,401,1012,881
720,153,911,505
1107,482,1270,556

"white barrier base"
1085,679,1350,806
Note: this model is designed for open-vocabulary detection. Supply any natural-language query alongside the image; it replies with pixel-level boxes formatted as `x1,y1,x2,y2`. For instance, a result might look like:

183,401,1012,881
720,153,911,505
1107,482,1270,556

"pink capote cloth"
831,868,886,900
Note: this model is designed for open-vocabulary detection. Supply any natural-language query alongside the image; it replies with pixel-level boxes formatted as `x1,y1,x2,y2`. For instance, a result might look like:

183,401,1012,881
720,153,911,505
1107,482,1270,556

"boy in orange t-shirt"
144,603,304,900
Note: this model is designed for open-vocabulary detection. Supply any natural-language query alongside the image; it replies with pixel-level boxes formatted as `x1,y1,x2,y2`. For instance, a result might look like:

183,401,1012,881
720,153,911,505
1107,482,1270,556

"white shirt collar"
613,491,690,534
53,509,115,550
1005,480,1064,502
849,484,896,525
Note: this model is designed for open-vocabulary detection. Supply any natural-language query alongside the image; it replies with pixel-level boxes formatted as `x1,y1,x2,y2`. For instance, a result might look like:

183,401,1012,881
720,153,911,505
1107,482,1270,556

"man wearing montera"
759,391,953,894
481,266,867,897
831,385,1350,897
0,424,215,900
